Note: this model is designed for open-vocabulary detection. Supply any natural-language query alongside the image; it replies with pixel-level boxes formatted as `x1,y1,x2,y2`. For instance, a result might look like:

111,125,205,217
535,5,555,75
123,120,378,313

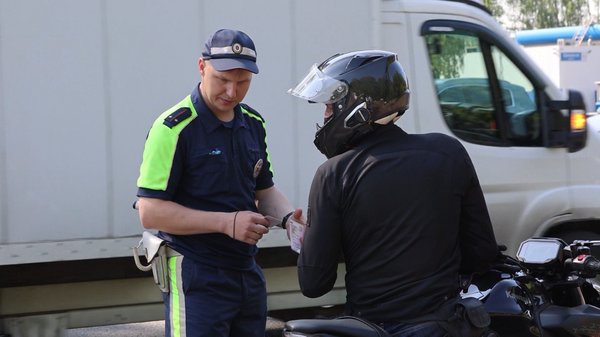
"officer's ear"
198,58,206,76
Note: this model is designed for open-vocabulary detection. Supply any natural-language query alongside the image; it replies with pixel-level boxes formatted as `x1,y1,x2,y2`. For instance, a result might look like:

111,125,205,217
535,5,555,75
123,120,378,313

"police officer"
136,29,302,337
288,50,499,336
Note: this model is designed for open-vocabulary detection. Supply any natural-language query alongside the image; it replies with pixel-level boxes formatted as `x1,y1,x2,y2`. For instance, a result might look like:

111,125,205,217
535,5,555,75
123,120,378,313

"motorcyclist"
288,50,499,336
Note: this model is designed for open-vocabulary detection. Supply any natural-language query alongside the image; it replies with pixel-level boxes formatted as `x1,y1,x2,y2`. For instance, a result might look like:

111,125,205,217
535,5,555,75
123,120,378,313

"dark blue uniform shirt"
137,84,274,270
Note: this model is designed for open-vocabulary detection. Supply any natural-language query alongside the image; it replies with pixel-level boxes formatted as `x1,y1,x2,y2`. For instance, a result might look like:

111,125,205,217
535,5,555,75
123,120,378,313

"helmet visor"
288,64,348,104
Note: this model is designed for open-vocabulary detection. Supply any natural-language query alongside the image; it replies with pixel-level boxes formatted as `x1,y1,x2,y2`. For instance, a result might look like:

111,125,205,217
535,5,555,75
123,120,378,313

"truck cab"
380,0,598,254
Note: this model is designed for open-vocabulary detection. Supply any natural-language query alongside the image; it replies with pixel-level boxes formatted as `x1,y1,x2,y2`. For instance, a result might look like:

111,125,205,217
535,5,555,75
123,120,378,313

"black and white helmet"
288,50,410,158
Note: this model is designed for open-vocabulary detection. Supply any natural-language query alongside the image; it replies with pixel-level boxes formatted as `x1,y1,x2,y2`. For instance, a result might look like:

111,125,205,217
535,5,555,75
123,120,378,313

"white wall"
0,0,377,244
521,43,600,112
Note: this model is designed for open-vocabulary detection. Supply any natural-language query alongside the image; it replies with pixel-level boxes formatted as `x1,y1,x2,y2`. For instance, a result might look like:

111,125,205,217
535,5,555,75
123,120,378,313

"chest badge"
253,159,263,178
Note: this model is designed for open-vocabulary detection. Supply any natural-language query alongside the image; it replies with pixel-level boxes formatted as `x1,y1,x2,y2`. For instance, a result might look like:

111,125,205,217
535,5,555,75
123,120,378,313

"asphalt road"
66,321,164,337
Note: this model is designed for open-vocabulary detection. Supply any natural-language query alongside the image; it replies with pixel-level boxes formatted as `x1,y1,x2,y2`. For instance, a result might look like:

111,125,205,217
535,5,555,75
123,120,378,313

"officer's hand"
229,211,270,245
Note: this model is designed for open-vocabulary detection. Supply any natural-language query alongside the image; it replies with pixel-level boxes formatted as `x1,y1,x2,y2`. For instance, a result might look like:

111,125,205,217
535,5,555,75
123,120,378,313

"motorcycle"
282,237,600,336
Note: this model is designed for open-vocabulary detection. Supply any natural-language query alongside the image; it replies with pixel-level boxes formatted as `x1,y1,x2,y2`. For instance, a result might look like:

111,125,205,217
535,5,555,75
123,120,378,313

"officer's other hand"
230,211,270,244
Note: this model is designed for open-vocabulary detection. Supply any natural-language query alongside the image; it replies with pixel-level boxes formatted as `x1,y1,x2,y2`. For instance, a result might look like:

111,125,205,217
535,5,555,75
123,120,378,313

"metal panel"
0,266,346,327
103,0,205,237
0,237,139,265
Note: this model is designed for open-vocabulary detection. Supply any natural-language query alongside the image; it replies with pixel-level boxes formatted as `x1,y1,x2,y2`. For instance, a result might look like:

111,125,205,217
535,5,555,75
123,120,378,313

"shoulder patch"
163,107,192,128
240,103,265,123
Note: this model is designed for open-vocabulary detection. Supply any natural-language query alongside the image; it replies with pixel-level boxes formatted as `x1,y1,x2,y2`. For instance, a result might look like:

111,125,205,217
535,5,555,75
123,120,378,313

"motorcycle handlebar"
565,255,600,275
586,259,600,272
494,262,521,274
492,253,522,274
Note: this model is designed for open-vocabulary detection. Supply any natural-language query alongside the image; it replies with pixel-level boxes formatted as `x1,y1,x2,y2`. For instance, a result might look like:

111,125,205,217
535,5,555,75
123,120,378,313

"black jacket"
298,124,498,322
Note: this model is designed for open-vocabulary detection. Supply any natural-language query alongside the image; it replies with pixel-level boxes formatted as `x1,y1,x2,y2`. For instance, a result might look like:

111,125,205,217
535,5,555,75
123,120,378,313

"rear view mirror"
546,89,587,152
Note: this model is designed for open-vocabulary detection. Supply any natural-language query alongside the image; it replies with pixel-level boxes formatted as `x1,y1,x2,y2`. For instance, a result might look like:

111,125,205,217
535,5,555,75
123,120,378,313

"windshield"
288,64,348,104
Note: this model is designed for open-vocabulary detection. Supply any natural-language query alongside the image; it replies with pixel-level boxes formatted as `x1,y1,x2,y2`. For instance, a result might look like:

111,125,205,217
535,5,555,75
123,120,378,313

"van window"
424,26,541,147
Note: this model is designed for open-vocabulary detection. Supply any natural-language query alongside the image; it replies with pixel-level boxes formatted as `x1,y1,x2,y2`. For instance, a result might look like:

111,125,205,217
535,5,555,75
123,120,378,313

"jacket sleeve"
297,165,342,298
457,148,500,273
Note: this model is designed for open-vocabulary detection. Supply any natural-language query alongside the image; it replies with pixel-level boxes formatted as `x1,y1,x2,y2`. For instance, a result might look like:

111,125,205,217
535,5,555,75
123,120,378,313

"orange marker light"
571,111,587,131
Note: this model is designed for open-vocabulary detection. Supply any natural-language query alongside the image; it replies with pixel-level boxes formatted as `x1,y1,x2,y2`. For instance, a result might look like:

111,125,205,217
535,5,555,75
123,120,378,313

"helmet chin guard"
313,97,375,158
289,50,410,158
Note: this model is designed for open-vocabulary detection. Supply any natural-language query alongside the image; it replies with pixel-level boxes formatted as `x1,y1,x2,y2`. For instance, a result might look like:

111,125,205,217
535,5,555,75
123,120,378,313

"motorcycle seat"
284,316,389,337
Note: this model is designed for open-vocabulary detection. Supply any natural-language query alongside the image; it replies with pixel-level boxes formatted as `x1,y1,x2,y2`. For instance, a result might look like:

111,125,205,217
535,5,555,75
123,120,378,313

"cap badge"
232,43,243,54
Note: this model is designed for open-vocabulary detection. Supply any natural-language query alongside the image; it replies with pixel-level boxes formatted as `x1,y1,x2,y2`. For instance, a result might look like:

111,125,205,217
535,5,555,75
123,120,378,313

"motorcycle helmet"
288,50,410,158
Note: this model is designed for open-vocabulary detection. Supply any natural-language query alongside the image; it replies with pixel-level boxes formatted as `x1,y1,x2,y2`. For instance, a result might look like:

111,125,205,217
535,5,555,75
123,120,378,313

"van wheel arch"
545,220,600,245
555,230,600,244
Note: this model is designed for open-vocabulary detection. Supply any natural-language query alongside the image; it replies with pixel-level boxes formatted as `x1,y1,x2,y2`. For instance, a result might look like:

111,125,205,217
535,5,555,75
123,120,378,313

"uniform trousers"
163,255,267,337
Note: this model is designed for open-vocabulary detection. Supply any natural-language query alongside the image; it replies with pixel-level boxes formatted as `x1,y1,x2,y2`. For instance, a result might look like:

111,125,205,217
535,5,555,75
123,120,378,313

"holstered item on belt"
444,297,496,337
132,231,180,293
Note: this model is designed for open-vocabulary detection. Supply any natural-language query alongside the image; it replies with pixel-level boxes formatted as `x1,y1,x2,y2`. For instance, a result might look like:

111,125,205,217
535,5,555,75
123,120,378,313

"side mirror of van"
546,89,587,152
